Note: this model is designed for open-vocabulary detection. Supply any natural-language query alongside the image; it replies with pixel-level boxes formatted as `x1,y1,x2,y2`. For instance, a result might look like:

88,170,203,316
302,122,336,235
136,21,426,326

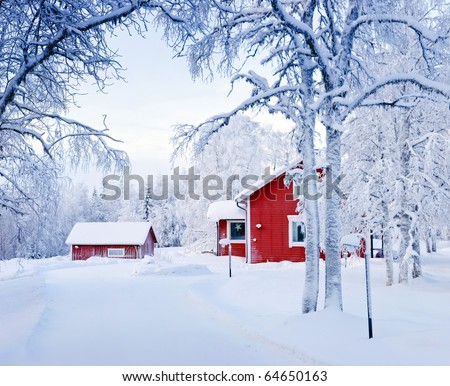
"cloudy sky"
69,29,292,187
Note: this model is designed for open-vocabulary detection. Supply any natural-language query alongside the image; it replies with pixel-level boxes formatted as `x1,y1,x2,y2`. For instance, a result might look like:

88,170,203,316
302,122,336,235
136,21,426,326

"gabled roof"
207,200,246,222
66,222,153,246
234,157,303,202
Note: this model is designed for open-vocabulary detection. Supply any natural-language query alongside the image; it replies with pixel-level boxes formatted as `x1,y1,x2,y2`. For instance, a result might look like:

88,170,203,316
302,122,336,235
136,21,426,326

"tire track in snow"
18,262,306,365
186,279,328,366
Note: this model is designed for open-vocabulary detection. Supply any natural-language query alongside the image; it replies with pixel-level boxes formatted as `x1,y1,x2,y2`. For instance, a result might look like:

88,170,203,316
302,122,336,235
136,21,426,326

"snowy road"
2,260,302,365
2,247,450,365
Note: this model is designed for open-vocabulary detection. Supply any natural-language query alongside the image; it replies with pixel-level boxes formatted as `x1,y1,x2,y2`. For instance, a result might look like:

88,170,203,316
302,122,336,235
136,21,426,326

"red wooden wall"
248,173,306,263
142,228,157,256
71,228,156,260
217,220,246,258
72,245,139,260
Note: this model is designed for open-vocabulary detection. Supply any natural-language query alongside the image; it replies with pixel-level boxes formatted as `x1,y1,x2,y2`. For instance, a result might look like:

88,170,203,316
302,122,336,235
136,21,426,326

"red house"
66,222,157,260
208,159,318,264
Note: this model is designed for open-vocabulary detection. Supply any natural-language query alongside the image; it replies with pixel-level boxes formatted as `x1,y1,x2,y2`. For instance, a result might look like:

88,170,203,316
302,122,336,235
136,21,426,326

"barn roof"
207,200,246,222
66,222,153,246
234,156,327,202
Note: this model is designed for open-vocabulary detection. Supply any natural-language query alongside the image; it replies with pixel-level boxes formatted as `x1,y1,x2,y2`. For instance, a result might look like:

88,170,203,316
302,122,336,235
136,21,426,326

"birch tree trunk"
426,232,432,253
324,126,343,310
381,201,394,286
299,1,320,314
397,112,422,282
410,212,422,278
431,230,437,252
301,110,320,313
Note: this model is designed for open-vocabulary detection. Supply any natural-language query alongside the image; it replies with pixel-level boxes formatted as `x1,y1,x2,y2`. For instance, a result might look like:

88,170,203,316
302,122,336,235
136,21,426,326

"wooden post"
365,233,374,339
228,243,232,278
219,238,232,278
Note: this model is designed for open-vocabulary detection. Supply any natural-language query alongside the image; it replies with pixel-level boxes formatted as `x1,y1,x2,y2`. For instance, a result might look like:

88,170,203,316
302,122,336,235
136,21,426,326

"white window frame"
288,215,306,247
227,220,246,244
107,248,125,257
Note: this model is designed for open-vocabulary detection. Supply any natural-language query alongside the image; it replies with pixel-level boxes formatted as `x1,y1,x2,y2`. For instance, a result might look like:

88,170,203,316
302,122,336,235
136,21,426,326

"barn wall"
71,245,139,260
249,173,306,263
141,228,156,257
217,220,246,258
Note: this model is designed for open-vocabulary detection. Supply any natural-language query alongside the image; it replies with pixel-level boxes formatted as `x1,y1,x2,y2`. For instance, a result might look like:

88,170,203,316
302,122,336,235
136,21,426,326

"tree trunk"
398,211,422,282
431,229,437,252
301,112,320,314
426,233,431,254
384,229,394,286
381,202,394,286
396,110,422,282
411,213,422,279
324,126,343,310
397,212,411,283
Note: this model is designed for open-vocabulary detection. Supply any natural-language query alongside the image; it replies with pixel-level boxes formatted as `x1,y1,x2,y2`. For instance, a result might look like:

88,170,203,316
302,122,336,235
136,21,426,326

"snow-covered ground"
1,245,450,365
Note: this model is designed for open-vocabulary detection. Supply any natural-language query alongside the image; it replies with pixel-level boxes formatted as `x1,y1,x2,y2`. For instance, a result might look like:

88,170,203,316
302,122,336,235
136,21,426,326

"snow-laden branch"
340,73,450,120
0,1,164,117
345,14,443,43
172,78,301,158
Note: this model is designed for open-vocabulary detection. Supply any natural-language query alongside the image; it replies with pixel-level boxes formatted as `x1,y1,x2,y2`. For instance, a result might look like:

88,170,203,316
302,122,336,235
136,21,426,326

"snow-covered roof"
66,222,153,246
207,200,246,222
233,158,302,202
233,157,323,202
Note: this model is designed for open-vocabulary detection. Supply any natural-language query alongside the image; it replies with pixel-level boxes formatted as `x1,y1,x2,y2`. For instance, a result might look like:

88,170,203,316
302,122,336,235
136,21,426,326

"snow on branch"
340,73,450,120
345,14,443,43
172,71,302,158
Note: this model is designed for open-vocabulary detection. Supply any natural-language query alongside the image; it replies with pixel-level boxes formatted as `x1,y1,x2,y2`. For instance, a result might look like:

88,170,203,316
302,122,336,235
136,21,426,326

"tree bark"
301,111,320,313
324,126,343,310
381,201,394,286
396,111,422,282
431,229,437,252
426,233,432,254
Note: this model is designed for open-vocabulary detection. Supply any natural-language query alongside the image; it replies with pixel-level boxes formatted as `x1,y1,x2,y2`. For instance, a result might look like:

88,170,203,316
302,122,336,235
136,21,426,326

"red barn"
208,159,372,264
208,159,323,263
66,222,157,260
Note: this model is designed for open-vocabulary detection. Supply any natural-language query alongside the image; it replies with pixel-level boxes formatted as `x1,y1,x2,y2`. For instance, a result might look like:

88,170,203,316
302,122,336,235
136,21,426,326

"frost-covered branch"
0,0,199,215
341,74,450,120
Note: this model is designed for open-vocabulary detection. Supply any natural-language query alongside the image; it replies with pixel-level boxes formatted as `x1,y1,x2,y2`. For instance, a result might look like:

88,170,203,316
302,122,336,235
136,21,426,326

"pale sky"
69,29,292,187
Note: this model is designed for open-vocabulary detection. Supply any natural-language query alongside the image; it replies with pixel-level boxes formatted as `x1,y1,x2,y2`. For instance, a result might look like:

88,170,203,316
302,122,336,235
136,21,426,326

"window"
108,248,125,257
288,215,306,247
228,221,246,242
292,221,306,242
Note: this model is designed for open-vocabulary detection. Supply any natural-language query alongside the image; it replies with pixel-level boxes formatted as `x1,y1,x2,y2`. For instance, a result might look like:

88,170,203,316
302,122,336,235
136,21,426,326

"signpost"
365,233,374,339
219,238,232,278
341,233,374,339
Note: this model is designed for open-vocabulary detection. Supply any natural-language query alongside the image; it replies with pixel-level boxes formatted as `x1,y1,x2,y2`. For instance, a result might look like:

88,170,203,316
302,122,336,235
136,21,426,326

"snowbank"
1,246,450,365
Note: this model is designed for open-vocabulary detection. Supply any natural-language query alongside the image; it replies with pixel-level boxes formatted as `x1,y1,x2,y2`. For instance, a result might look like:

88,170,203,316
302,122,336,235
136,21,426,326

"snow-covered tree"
165,0,450,311
0,0,203,249
177,115,295,247
0,209,18,260
0,1,204,259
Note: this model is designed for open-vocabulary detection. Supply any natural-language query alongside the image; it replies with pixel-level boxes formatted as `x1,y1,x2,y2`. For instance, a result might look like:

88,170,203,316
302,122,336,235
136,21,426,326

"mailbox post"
219,238,232,278
366,233,374,339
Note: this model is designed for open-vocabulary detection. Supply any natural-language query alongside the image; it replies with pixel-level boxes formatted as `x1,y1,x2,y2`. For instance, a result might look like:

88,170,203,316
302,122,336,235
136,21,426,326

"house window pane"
230,222,245,240
292,221,306,243
108,248,125,257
